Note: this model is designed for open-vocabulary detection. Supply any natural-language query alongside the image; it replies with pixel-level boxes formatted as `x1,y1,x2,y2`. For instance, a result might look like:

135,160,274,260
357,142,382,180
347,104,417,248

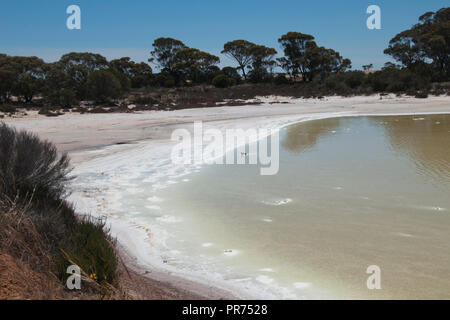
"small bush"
212,74,235,88
73,106,87,114
87,70,121,104
155,74,176,88
221,67,241,84
273,74,290,85
58,88,79,109
56,215,117,284
89,106,110,113
325,76,347,91
343,71,366,89
0,104,16,113
38,107,63,117
415,92,428,99
132,95,158,105
0,124,72,201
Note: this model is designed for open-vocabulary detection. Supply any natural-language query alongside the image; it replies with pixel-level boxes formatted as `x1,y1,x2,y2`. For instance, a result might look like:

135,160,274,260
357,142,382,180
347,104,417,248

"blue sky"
0,0,448,70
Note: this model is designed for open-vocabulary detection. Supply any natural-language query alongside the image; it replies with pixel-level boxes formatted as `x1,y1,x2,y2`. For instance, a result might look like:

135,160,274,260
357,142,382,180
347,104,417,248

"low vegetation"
0,124,118,298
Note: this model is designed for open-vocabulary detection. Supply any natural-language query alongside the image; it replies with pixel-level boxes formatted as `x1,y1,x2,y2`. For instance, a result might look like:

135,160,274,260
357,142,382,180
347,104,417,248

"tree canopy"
110,57,152,88
149,37,186,74
58,52,109,100
221,40,256,80
172,48,220,83
0,55,46,103
277,32,316,80
277,32,351,82
87,70,122,103
384,7,449,80
248,45,277,82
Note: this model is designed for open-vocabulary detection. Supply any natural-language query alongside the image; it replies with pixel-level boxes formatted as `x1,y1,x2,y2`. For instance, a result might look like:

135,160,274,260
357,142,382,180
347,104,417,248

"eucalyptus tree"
149,37,186,75
110,57,153,88
278,32,351,82
0,54,16,102
87,70,122,104
247,45,277,82
384,7,449,80
58,52,109,100
8,56,46,103
221,40,256,80
277,32,315,81
172,48,220,84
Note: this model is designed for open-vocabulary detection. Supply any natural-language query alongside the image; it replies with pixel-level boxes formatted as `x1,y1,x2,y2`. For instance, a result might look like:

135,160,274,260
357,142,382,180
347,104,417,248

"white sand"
4,94,449,163
3,94,450,299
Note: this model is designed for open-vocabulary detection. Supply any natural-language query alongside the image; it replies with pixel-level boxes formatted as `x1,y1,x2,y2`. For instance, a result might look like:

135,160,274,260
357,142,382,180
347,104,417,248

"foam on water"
147,196,164,203
126,188,143,194
256,275,274,284
259,268,276,273
293,282,312,289
409,205,447,212
202,242,214,247
145,205,161,211
262,198,292,206
156,215,183,223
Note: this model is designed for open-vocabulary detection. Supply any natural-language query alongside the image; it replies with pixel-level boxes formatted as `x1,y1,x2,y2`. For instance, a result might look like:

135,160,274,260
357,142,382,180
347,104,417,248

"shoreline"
3,94,450,299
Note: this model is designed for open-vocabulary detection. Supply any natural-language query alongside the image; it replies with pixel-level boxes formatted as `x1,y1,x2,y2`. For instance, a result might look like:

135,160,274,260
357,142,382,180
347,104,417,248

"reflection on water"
282,118,342,153
284,115,450,183
150,114,450,299
375,115,450,184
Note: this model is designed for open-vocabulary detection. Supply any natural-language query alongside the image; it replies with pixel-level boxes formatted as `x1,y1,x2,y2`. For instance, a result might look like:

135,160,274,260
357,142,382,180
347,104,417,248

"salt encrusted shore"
3,94,450,299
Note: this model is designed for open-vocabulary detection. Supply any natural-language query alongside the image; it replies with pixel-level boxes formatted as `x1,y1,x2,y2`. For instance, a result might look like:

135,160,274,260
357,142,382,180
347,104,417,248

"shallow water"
73,114,450,299
136,114,449,299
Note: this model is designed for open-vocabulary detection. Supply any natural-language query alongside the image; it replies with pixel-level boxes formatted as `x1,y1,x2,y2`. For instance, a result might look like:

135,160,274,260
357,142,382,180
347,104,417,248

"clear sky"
0,0,448,70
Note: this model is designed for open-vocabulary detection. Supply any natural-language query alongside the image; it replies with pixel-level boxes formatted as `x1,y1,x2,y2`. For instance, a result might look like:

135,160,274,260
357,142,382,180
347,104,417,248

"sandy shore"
3,94,450,299
5,94,449,164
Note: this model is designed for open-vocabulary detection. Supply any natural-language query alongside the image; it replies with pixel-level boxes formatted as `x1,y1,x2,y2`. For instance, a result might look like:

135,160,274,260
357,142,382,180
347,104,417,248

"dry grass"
0,197,63,299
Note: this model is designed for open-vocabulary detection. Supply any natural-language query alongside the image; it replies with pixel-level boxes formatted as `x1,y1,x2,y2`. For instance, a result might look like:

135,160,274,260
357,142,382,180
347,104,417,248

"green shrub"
58,88,79,109
133,95,158,105
89,106,110,113
273,74,290,85
44,88,79,109
73,106,87,114
212,74,235,88
221,67,241,83
325,76,347,92
366,68,429,93
415,92,428,99
87,70,121,103
38,107,63,117
56,215,117,284
343,71,366,89
110,69,131,94
155,74,176,88
0,104,16,113
0,124,71,201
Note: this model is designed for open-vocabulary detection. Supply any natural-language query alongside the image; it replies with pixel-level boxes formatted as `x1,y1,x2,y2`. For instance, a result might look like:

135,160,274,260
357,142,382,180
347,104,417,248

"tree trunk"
240,65,247,80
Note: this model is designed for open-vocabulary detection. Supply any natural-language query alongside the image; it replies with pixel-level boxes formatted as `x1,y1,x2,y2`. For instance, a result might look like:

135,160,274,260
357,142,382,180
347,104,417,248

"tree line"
0,7,448,109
